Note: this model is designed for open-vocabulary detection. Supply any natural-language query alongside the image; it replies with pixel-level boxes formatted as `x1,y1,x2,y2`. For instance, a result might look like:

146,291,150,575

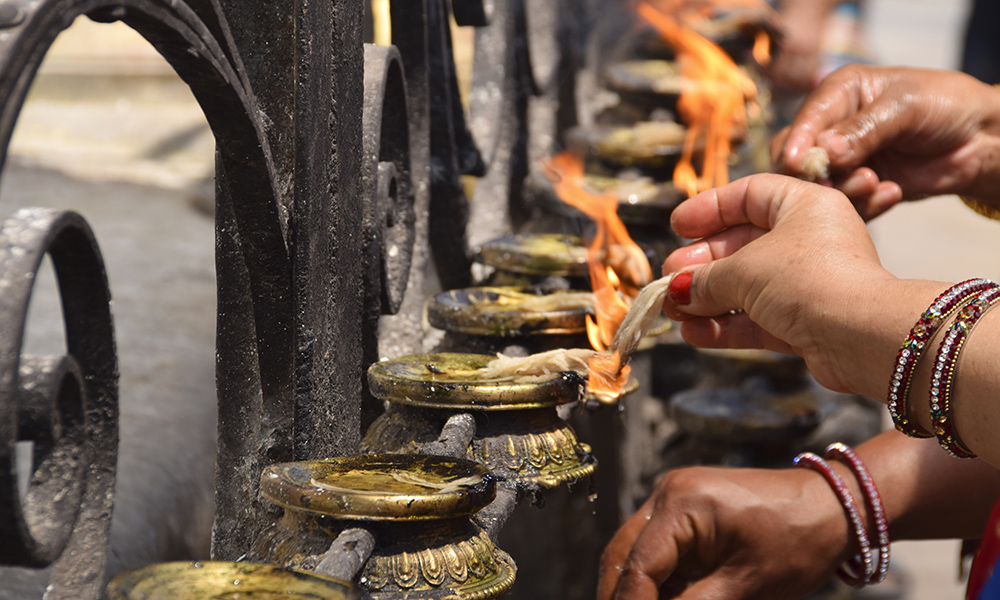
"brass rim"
367,353,584,410
106,561,356,600
475,233,589,277
426,286,591,336
260,454,496,520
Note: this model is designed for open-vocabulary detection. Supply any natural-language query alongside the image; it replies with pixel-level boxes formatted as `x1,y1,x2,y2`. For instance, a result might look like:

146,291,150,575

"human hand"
660,173,945,397
598,465,850,600
772,65,1000,219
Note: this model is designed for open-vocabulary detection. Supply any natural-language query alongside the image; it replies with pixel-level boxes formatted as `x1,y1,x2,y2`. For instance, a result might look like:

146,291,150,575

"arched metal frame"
0,0,542,594
0,0,366,575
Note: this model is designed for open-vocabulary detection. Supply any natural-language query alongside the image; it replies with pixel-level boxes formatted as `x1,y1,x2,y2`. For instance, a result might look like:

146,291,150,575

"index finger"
612,519,688,600
600,507,690,600
599,510,651,600
779,71,866,174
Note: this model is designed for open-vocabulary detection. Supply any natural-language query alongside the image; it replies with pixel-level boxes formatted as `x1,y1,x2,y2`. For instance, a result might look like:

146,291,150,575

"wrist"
796,445,891,587
803,272,936,399
836,277,956,400
796,458,869,565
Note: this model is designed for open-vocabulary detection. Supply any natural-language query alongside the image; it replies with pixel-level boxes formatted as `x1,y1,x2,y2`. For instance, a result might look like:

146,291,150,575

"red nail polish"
668,271,692,305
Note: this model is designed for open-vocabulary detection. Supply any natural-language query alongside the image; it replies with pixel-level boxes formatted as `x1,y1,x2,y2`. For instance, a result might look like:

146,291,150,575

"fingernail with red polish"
668,271,692,305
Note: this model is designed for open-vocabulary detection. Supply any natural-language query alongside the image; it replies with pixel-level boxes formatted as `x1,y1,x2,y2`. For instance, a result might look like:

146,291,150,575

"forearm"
808,275,949,400
908,304,1000,467
821,276,1000,468
838,430,1000,541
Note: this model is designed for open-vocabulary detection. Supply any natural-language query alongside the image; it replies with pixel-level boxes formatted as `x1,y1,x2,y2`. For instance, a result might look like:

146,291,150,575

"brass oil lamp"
251,454,516,600
427,286,593,354
361,352,609,600
362,353,597,489
470,232,595,298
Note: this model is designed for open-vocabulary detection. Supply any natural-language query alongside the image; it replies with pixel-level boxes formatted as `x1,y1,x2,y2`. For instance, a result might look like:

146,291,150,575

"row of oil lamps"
108,238,628,600
108,236,852,600
106,8,870,599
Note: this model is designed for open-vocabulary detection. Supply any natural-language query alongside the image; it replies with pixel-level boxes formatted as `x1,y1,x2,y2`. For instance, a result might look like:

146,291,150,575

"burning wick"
482,274,675,404
752,30,771,66
535,152,654,401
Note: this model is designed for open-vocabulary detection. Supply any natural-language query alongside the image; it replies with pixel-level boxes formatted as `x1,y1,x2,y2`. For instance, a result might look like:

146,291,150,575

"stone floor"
0,1,996,598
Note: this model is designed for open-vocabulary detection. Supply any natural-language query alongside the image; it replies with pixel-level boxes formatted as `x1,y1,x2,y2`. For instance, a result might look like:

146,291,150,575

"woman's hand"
599,431,1000,599
771,65,1000,219
661,173,942,397
598,465,849,600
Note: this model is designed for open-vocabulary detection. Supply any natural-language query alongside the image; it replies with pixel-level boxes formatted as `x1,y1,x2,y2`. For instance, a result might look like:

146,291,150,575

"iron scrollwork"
0,207,118,600
362,43,418,318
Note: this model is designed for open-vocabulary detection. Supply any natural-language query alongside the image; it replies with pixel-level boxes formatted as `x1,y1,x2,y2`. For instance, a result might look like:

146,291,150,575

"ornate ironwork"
0,0,549,594
0,208,118,599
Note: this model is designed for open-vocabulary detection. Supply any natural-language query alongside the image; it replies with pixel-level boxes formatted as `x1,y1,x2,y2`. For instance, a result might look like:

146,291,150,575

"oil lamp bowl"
528,169,684,227
260,454,496,521
605,59,684,99
569,122,687,170
474,233,589,278
427,286,593,337
627,9,779,62
107,561,356,600
368,352,584,410
254,456,516,600
671,386,838,444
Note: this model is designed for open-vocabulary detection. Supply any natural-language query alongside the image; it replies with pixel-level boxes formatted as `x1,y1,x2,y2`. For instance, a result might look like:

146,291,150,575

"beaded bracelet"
928,285,1000,459
824,443,890,585
888,279,996,438
793,452,874,587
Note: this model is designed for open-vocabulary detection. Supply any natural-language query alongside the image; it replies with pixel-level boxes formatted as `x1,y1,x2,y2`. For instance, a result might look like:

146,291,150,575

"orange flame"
543,152,653,399
752,30,771,65
638,2,758,196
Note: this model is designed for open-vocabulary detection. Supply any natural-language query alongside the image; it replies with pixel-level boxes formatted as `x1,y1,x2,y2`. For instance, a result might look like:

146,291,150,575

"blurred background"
1,0,995,598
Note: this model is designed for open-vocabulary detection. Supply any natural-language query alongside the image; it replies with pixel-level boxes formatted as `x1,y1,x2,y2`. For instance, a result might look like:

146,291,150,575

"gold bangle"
960,196,1000,221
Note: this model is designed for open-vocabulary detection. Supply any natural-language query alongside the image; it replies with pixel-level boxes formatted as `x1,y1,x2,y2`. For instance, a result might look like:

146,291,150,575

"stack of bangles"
888,278,1000,458
794,444,890,588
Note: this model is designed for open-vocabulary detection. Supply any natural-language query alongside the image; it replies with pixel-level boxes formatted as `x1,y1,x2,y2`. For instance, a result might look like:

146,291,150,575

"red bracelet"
794,452,874,587
824,443,889,585
888,279,996,438
928,286,1000,459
